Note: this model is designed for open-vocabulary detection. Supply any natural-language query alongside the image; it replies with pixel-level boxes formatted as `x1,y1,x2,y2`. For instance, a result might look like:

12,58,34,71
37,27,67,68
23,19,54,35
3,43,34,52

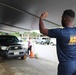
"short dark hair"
62,9,75,18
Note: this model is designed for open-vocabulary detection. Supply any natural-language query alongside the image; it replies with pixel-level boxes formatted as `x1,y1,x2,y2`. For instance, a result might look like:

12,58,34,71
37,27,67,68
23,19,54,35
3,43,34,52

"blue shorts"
58,60,76,75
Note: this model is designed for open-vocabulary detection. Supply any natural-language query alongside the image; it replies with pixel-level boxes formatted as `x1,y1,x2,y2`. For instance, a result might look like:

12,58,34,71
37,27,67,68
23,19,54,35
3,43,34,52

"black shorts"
28,45,32,50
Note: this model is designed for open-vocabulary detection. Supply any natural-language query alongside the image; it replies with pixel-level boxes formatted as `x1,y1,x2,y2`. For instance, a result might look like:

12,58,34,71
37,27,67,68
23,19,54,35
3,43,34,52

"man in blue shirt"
39,9,76,75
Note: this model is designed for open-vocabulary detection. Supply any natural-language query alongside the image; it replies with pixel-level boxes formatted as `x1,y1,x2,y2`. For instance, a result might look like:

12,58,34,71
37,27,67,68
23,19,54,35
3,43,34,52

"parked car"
45,38,50,45
35,38,45,44
0,35,27,60
35,37,50,45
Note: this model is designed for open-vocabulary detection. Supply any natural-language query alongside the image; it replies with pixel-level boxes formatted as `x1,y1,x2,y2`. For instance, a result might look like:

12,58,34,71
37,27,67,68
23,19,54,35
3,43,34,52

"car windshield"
0,36,19,43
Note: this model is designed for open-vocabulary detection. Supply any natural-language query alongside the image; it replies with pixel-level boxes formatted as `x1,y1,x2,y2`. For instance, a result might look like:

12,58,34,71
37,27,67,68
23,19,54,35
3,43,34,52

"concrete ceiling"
0,0,76,32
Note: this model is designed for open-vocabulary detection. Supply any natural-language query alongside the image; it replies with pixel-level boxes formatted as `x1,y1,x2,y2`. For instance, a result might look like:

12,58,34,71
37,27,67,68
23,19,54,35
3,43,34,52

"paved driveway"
0,57,58,75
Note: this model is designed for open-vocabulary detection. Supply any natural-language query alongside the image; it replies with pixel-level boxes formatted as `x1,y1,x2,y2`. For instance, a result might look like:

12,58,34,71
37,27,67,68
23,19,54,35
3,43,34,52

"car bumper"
0,49,26,57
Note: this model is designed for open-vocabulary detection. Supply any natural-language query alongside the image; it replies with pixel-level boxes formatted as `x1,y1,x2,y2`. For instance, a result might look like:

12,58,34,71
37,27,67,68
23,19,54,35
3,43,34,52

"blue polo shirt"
48,27,76,62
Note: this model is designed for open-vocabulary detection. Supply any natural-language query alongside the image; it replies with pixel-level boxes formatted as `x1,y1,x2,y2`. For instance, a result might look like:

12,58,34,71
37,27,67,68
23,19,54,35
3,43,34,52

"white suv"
36,38,50,45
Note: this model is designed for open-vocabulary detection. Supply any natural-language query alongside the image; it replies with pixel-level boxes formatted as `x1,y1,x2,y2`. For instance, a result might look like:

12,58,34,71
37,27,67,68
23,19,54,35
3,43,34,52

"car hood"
0,42,22,46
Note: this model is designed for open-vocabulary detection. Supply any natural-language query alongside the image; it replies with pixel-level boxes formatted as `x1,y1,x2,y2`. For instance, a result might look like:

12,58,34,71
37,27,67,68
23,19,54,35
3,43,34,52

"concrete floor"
33,43,58,62
0,57,58,75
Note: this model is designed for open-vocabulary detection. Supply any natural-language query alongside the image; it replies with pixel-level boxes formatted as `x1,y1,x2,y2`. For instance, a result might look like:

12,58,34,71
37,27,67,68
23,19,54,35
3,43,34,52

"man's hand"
40,12,48,19
39,11,48,36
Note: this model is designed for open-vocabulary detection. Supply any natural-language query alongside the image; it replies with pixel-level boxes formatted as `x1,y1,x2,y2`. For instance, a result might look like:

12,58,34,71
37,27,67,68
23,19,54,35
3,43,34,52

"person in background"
28,38,32,55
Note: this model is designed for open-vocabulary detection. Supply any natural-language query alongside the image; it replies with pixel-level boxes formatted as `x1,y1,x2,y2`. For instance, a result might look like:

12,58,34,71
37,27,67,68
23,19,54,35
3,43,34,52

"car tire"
21,55,27,60
41,41,44,45
47,43,49,45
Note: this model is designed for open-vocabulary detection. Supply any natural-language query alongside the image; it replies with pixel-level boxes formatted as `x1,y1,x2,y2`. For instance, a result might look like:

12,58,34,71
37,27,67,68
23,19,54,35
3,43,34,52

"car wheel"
47,43,49,45
50,42,53,45
21,55,27,60
41,42,44,45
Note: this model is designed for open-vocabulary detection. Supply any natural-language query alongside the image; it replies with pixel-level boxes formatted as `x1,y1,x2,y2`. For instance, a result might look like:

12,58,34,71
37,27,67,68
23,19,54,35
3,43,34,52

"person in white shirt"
28,38,32,55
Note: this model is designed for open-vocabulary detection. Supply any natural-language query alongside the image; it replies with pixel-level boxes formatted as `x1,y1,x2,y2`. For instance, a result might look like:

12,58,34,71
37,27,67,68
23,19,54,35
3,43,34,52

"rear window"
0,36,19,43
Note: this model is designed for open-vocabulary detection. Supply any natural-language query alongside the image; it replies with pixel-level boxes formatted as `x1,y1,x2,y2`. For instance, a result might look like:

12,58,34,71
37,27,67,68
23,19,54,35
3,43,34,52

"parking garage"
0,0,76,75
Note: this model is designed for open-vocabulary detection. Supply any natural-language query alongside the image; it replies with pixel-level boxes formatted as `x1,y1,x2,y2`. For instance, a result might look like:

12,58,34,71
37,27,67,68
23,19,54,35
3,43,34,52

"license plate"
14,52,19,55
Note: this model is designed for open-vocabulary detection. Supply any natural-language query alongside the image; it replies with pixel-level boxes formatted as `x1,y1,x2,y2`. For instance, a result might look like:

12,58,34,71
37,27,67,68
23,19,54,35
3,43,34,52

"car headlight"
1,46,8,50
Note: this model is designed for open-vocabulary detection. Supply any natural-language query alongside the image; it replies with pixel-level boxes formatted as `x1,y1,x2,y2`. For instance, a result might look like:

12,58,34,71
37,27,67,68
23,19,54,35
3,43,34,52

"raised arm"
39,12,48,36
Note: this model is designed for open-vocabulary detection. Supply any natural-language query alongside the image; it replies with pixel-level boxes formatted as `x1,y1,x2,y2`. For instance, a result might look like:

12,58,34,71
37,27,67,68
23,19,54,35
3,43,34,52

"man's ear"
64,18,66,21
62,16,66,21
61,15,63,19
62,16,64,20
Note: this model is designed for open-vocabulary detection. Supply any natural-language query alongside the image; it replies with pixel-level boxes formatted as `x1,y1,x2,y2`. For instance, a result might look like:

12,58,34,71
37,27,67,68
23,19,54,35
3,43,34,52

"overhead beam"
0,28,15,32
0,22,30,31
0,1,60,27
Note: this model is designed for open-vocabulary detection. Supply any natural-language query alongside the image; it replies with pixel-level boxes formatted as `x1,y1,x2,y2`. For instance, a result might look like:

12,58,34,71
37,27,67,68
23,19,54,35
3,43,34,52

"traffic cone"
30,50,34,58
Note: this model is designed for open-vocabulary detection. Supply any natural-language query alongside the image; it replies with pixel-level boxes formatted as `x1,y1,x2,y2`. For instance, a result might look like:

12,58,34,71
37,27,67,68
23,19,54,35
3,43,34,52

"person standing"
39,9,76,75
28,38,32,55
